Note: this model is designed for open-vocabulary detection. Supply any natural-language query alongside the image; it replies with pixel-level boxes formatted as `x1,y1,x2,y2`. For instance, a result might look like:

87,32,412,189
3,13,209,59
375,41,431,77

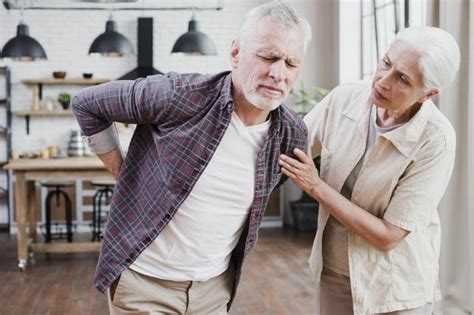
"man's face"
231,16,305,111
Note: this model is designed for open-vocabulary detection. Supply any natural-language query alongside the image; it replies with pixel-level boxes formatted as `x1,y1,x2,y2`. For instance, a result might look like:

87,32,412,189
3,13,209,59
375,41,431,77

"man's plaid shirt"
72,71,307,305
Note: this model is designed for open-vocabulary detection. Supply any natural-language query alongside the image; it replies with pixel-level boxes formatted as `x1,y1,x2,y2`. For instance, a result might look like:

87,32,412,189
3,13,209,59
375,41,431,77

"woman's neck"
376,103,422,127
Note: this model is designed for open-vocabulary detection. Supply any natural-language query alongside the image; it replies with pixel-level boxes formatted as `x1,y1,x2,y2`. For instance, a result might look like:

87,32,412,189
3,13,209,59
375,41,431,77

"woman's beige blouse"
305,82,456,314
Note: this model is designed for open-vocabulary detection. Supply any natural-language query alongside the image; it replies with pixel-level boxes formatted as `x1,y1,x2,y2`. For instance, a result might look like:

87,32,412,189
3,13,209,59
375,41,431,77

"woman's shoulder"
424,101,456,152
325,81,371,108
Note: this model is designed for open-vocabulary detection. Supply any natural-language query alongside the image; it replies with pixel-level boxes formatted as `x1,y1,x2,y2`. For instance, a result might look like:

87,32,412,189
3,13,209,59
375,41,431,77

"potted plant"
58,92,71,110
289,84,329,232
291,83,329,117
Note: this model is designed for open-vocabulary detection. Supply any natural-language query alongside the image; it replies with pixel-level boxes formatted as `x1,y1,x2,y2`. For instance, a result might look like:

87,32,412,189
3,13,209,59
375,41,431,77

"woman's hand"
279,148,322,196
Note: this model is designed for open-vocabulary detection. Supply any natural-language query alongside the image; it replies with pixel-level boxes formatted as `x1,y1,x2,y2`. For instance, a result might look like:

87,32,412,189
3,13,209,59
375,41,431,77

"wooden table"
4,157,112,270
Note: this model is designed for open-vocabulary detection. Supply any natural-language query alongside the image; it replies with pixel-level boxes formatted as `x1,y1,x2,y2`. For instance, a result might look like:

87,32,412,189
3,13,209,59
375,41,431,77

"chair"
40,181,75,243
91,179,115,241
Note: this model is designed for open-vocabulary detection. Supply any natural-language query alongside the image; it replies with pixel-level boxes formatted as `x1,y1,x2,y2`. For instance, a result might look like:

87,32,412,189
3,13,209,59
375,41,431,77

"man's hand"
97,148,124,179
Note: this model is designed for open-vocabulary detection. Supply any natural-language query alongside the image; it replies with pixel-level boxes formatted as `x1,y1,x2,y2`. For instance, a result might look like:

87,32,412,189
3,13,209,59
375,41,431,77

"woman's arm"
280,138,455,251
280,148,409,252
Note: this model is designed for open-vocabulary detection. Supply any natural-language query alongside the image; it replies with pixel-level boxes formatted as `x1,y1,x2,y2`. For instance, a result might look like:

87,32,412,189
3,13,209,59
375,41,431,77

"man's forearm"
82,124,123,178
97,148,124,179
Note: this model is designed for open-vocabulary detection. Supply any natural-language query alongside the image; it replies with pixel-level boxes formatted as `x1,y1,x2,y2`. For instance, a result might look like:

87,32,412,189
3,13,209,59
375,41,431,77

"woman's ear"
418,89,439,103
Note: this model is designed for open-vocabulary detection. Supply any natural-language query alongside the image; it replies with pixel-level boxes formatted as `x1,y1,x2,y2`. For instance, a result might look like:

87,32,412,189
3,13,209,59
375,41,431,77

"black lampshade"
89,20,134,57
171,17,217,56
1,23,47,61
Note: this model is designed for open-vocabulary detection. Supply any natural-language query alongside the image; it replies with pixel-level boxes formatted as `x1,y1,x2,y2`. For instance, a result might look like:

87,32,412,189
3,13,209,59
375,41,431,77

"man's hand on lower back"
97,148,124,179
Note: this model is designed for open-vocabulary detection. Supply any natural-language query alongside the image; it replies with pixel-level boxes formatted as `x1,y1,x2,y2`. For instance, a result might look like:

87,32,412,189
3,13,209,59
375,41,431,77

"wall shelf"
21,78,109,85
13,110,74,116
18,78,109,134
21,78,109,100
13,110,75,134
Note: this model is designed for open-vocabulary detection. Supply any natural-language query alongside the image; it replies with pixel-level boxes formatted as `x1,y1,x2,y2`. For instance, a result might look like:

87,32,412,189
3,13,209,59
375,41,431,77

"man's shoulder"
279,104,305,127
154,71,232,92
278,104,307,138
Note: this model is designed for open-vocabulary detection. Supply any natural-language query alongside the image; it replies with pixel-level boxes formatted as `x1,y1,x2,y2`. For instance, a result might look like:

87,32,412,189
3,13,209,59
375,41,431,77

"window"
360,0,426,80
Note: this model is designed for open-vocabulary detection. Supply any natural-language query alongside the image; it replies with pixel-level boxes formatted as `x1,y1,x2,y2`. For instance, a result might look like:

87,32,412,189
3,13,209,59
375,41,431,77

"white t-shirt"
130,112,270,281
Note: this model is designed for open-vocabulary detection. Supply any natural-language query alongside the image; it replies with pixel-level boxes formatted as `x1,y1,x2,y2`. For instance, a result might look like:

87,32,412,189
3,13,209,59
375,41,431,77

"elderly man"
72,1,311,314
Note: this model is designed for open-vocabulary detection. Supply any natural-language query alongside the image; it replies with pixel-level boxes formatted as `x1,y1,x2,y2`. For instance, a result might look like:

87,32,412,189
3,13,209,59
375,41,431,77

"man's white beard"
245,89,285,111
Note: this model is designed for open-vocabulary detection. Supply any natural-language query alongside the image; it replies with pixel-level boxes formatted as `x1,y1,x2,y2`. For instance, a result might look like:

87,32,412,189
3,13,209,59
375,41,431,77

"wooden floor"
0,228,317,315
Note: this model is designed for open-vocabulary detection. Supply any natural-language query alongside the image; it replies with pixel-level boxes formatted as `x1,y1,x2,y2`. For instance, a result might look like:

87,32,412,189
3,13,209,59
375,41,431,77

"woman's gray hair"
239,0,312,52
394,26,460,92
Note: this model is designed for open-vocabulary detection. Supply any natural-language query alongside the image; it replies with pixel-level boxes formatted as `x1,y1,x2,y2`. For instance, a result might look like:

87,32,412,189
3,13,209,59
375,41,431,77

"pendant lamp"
1,8,47,61
171,13,217,56
89,15,134,57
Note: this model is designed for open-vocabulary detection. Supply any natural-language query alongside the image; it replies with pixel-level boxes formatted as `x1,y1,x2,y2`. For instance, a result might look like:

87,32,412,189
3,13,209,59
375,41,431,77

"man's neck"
233,101,271,126
231,80,271,126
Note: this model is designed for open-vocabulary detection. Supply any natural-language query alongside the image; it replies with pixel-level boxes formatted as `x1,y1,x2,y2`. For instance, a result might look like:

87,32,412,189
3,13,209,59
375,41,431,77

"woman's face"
371,41,435,112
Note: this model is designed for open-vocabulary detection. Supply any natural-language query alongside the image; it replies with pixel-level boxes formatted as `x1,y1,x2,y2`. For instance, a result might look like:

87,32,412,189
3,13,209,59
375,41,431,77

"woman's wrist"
308,179,324,201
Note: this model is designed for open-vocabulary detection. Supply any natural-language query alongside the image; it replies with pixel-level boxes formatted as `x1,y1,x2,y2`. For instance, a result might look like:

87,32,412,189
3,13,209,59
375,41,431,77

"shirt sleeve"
383,135,456,232
71,73,175,137
83,124,120,154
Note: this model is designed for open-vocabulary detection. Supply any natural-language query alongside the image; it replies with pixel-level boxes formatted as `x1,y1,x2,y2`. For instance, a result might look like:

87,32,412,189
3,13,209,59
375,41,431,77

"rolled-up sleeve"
72,73,175,137
83,124,120,154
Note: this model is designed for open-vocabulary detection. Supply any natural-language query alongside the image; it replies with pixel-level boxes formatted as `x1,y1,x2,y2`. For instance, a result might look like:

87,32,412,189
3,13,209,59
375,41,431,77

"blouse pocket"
388,238,428,302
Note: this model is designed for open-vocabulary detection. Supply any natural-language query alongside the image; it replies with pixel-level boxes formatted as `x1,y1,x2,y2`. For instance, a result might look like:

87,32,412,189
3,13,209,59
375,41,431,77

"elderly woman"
279,26,460,314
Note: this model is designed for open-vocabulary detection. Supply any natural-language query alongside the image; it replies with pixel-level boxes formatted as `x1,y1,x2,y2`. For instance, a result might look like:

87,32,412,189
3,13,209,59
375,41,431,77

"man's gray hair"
239,0,312,52
394,26,460,92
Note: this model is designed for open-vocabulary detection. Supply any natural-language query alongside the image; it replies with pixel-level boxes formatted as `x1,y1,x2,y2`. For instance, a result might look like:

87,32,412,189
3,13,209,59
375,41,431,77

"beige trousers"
320,268,433,315
107,266,235,315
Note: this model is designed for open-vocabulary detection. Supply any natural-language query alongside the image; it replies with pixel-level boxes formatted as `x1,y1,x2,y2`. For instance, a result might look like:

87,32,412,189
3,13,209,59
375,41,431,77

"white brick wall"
0,0,343,226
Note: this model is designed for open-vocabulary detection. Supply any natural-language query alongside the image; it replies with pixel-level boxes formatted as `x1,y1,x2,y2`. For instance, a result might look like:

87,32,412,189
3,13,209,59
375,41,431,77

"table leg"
27,181,37,242
15,172,28,270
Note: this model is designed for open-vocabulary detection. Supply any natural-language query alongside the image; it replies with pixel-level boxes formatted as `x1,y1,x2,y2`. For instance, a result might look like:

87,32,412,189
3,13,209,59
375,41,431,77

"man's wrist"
83,124,120,154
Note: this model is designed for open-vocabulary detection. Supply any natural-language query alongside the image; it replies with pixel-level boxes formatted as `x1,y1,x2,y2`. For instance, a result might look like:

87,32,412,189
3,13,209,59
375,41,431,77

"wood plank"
27,181,37,241
4,157,107,171
14,172,28,263
24,171,112,182
21,78,109,85
31,242,101,253
13,110,75,117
